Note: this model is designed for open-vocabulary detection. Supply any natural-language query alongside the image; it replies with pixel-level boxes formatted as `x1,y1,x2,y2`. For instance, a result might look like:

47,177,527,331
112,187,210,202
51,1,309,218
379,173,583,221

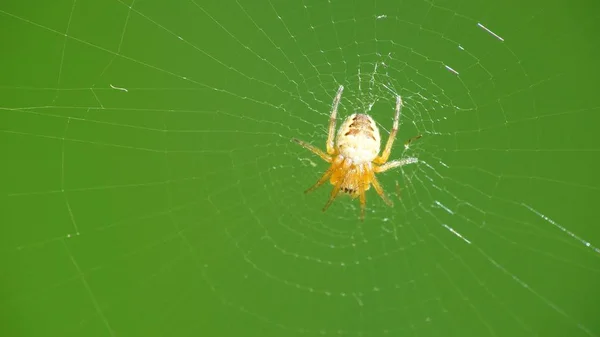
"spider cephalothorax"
293,85,420,220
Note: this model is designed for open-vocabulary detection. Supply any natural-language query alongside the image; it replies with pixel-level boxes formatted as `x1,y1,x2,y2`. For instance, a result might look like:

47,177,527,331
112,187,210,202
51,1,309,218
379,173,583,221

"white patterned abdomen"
336,113,381,164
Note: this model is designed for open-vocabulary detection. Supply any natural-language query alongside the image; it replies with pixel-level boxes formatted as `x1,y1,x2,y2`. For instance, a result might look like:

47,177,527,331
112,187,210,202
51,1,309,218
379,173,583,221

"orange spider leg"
369,170,393,207
305,158,343,194
358,166,368,221
322,160,351,212
374,95,401,164
292,138,332,163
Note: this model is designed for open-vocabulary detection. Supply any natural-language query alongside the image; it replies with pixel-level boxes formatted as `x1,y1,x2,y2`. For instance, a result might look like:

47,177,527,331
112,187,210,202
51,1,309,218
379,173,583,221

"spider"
293,85,421,220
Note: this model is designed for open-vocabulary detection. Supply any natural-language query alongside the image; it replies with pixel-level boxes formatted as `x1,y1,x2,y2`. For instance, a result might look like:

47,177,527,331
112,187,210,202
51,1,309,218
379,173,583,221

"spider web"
1,0,600,336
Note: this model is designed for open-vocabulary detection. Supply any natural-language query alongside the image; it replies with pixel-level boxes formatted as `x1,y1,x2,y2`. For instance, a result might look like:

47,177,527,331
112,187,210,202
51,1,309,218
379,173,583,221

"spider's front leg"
326,85,344,155
374,95,401,164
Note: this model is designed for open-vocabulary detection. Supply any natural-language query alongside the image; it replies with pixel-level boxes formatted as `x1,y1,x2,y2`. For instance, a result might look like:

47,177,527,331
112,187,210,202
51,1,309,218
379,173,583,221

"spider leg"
374,95,401,165
305,157,344,193
358,166,367,221
370,172,393,207
374,157,418,173
292,138,332,163
322,160,351,212
326,85,344,155
322,179,345,212
305,165,335,194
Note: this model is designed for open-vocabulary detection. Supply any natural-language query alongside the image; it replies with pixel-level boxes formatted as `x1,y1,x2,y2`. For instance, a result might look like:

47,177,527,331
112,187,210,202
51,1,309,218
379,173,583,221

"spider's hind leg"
322,159,352,212
305,165,335,194
322,178,345,212
305,157,344,194
358,166,367,221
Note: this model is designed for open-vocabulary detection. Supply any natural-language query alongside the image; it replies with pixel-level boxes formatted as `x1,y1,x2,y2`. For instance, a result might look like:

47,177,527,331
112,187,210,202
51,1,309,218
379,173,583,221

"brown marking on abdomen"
349,115,374,129
346,114,376,140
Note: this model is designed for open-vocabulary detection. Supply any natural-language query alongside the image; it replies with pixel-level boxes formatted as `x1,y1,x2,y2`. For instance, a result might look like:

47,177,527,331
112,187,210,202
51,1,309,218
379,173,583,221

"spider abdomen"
336,113,381,164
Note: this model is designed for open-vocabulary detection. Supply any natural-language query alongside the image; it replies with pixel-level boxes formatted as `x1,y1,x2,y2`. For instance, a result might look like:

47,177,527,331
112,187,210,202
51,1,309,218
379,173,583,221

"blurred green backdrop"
1,0,599,336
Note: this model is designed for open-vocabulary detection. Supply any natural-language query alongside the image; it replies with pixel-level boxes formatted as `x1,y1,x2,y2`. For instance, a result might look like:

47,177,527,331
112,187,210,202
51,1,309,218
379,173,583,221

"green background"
1,0,599,336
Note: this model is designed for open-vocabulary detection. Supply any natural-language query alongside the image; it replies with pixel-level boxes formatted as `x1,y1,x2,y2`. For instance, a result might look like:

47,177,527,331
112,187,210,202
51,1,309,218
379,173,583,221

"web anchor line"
522,203,600,255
